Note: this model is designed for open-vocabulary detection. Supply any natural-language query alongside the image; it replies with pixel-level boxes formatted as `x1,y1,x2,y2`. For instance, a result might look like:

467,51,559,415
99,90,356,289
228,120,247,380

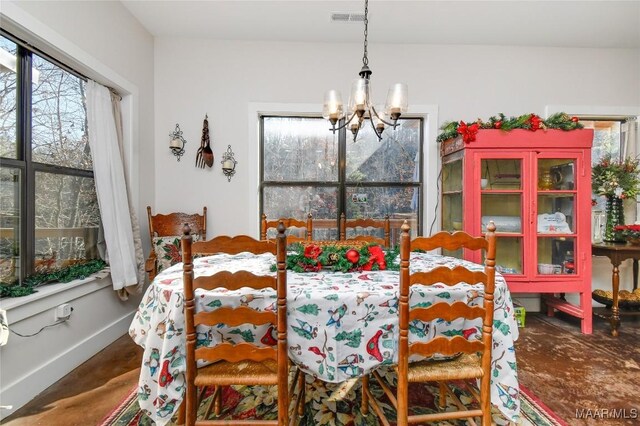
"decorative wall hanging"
169,124,186,161
221,145,237,182
196,114,214,168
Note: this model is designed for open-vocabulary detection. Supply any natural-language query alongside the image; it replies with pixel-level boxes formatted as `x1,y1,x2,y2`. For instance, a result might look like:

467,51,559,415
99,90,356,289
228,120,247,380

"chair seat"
403,353,484,382
195,359,279,387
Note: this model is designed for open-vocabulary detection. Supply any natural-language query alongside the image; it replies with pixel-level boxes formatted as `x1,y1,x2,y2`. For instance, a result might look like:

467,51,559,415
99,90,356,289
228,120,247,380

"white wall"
0,0,154,418
154,37,640,300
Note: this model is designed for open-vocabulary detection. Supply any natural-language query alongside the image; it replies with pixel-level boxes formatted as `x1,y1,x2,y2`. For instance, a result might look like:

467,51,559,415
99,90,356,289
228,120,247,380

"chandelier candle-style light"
323,0,408,141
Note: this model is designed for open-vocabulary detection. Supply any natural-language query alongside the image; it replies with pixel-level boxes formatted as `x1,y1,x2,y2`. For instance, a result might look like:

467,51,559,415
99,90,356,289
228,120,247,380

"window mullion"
16,46,34,279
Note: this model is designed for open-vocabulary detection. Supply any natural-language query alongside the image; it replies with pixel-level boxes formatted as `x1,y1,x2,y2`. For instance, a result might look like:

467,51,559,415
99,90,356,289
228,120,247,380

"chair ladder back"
340,213,391,248
192,235,276,256
261,213,313,242
395,220,497,425
410,230,486,253
194,271,276,292
181,222,289,425
410,267,488,288
148,206,207,239
409,300,486,324
195,306,277,327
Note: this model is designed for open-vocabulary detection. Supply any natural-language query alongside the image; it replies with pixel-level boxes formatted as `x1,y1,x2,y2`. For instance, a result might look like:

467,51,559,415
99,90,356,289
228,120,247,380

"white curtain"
621,118,639,223
110,90,145,298
86,80,138,290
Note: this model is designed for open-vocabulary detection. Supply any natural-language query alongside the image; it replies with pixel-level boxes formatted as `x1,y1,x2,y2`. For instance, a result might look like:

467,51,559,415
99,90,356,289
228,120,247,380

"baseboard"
0,311,135,420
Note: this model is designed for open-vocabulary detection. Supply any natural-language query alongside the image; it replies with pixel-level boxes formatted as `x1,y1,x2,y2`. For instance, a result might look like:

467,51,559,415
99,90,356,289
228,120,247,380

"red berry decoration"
494,121,502,129
571,116,579,122
345,249,360,264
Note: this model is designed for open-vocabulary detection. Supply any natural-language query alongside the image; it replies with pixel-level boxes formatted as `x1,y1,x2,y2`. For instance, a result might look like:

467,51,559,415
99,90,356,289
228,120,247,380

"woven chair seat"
195,359,279,387
403,353,483,382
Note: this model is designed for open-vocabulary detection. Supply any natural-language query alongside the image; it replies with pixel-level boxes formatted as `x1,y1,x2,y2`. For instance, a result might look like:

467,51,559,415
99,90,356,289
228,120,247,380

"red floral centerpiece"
274,242,399,273
614,224,640,246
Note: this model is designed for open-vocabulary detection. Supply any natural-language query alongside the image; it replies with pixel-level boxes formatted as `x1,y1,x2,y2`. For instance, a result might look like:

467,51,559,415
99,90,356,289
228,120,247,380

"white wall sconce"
169,123,186,161
221,145,237,182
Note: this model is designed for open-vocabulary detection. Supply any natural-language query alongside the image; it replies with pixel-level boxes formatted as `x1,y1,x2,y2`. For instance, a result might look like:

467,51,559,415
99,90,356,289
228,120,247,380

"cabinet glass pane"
537,195,574,234
481,194,521,233
538,159,575,191
442,193,462,232
495,237,522,275
537,237,576,275
442,159,462,192
482,159,521,190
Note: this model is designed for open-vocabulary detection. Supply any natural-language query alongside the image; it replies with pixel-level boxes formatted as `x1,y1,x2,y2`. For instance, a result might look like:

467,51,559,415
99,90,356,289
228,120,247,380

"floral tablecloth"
129,252,520,425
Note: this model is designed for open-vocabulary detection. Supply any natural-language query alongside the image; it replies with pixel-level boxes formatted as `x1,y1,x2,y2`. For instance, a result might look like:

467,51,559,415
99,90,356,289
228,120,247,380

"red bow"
457,121,479,143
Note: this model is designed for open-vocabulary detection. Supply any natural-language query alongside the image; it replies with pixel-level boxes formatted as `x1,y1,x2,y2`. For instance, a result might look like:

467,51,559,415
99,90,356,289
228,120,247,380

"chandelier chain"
362,0,369,66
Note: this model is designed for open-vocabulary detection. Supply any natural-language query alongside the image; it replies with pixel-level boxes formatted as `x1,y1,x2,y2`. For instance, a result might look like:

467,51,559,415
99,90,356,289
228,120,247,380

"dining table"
129,250,521,426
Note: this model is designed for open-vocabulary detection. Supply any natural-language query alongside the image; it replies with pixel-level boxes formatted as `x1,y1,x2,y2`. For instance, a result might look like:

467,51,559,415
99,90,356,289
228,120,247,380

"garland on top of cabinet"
437,112,584,143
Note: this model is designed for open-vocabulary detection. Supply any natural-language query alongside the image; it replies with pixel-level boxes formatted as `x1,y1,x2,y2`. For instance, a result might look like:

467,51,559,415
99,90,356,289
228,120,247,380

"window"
260,115,422,246
0,32,100,285
580,119,622,163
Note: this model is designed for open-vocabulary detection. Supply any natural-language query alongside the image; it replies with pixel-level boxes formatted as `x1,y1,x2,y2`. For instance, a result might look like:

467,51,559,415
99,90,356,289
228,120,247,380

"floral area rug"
100,371,565,426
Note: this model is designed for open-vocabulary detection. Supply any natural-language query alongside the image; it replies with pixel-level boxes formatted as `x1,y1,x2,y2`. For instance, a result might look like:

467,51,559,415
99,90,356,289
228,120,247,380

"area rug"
100,374,566,426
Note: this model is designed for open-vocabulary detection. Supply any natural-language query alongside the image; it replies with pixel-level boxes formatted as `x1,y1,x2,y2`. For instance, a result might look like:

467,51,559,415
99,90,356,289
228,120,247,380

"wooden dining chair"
362,220,497,426
339,213,390,248
181,223,296,425
261,213,313,243
145,206,207,281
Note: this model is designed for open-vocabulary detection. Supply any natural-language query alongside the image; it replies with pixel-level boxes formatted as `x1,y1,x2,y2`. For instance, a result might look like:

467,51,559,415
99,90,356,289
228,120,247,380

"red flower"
304,244,322,259
528,114,542,131
457,121,479,143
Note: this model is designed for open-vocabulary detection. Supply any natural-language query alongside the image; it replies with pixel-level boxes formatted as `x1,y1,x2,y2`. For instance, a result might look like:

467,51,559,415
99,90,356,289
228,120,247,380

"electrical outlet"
55,304,72,320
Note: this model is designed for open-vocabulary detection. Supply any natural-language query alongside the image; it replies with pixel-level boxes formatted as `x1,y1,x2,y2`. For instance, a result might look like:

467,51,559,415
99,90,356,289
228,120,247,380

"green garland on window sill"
0,259,107,298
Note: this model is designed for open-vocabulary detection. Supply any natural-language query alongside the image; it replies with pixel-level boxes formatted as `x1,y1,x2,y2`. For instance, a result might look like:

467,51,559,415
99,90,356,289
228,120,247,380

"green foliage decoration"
0,259,107,298
271,243,400,273
436,112,583,143
592,154,640,198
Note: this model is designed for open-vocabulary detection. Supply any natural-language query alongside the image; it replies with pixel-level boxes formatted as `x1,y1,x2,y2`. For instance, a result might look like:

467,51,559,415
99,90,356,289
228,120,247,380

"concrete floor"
3,312,639,425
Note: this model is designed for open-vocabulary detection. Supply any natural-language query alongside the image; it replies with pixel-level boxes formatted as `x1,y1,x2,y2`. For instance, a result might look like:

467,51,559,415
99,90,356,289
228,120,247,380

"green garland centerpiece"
0,259,107,298
437,112,583,143
273,242,399,273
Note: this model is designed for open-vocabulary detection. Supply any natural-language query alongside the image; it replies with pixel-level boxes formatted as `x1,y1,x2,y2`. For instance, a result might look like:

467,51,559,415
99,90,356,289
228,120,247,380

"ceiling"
120,1,640,48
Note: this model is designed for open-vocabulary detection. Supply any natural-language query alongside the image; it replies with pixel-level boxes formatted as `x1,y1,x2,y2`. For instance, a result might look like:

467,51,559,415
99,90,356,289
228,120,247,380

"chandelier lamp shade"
322,0,408,141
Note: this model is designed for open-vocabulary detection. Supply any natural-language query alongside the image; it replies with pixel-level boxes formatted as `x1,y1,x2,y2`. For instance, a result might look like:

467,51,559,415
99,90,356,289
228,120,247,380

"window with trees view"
0,32,100,285
260,115,422,246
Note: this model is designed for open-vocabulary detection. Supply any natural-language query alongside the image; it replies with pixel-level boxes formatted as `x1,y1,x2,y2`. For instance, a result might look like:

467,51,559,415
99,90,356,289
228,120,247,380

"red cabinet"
441,129,594,333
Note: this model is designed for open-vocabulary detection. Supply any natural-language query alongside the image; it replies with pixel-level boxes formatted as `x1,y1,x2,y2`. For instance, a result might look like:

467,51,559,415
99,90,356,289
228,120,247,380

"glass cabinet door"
480,158,523,275
442,155,463,232
442,154,463,257
536,158,577,276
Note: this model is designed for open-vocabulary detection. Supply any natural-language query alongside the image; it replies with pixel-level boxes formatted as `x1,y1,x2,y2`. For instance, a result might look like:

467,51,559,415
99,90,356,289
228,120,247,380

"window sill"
0,268,112,323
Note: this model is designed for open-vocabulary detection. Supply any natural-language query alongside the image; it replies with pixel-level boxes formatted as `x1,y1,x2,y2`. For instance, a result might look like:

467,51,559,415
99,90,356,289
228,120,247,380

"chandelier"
322,0,408,141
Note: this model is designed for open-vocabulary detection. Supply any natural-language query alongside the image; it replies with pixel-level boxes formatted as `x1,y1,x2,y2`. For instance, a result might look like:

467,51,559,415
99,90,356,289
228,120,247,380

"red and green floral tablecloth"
129,252,520,425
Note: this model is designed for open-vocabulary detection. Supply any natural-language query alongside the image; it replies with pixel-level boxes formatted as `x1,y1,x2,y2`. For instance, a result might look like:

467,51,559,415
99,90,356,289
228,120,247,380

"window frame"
258,114,424,238
1,29,94,281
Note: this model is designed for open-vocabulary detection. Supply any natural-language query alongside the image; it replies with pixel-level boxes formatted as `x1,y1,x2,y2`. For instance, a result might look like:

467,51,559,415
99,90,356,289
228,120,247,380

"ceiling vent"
331,12,365,23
